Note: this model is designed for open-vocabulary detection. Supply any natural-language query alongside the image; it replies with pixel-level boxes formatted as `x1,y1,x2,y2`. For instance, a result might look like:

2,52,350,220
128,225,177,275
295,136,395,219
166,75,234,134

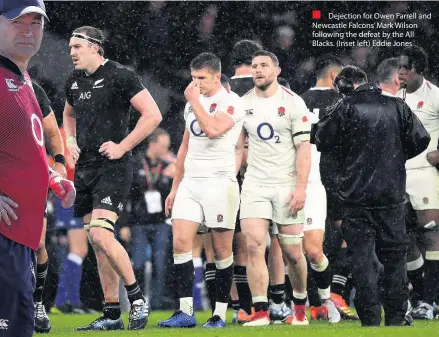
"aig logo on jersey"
79,92,92,100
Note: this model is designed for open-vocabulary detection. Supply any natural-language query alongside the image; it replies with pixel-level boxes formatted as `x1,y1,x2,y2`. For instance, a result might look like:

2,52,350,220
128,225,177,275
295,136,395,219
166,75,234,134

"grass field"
43,311,438,337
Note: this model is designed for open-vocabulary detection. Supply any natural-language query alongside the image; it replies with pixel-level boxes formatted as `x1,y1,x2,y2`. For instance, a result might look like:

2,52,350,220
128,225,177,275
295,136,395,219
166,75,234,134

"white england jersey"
242,85,311,185
397,79,439,169
183,87,244,178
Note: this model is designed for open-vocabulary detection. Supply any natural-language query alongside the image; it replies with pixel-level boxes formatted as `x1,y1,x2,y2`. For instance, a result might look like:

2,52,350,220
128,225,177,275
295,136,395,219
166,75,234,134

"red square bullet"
312,10,321,19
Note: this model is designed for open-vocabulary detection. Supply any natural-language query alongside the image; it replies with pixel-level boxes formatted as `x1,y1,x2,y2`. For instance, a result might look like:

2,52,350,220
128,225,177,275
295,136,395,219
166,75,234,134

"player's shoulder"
280,85,307,107
105,60,139,79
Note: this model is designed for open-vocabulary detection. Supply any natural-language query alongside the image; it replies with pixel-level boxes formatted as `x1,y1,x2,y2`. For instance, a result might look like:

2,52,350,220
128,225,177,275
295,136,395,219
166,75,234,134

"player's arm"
43,112,67,177
235,129,247,174
170,129,189,193
119,89,162,153
295,141,311,190
310,101,344,153
63,101,81,164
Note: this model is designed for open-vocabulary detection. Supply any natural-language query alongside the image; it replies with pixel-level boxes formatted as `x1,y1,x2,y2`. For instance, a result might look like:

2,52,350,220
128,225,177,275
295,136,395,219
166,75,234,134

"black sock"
205,263,216,312
331,263,349,296
103,302,121,319
254,301,268,312
216,264,233,304
408,267,424,303
33,261,48,302
307,272,321,307
125,281,144,304
311,257,331,304
423,260,439,305
269,284,285,304
232,300,240,311
292,294,307,306
174,260,195,299
234,265,252,315
284,274,293,305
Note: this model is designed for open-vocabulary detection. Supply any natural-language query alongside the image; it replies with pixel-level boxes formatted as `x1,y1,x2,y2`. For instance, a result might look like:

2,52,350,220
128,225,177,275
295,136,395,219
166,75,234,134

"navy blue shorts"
0,233,36,337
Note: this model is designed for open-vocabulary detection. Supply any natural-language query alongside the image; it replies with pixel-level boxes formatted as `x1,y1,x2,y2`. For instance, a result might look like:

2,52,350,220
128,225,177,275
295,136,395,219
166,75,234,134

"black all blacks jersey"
229,75,254,97
301,87,341,188
65,59,145,166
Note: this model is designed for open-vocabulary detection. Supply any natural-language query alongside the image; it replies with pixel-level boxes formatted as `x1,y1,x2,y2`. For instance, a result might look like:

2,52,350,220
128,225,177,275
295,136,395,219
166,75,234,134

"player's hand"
99,141,126,160
49,169,76,208
119,226,131,243
165,190,177,217
53,162,67,179
0,193,18,226
184,80,201,103
66,136,81,164
285,186,306,217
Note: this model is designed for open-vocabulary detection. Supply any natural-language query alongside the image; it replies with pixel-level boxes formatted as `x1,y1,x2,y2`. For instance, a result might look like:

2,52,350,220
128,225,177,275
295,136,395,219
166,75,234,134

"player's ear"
275,66,281,77
215,73,221,83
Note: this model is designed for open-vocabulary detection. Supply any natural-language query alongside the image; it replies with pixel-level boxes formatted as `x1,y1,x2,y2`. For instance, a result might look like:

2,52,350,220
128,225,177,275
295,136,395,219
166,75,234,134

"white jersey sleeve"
183,87,244,179
397,79,439,169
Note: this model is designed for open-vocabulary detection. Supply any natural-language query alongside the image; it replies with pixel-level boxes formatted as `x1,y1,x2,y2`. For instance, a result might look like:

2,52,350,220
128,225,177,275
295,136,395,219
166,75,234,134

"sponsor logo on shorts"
217,214,224,223
307,218,313,225
0,319,9,330
423,197,429,205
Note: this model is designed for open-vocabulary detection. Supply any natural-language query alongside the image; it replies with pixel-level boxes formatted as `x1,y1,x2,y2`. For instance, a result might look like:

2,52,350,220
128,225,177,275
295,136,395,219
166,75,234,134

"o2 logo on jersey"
257,122,280,143
79,91,91,100
190,119,204,137
31,113,44,147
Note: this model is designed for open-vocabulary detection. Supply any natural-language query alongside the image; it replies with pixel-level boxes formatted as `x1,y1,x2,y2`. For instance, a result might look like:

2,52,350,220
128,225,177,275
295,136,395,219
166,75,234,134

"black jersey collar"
0,55,24,80
84,59,109,77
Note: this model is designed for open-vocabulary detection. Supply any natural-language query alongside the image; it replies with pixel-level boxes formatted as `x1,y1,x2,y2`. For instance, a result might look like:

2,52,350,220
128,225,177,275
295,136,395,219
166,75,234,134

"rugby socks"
407,255,424,303
253,296,269,312
234,265,253,315
103,302,121,320
284,273,293,306
213,256,234,321
125,281,145,304
55,253,84,307
423,258,439,305
174,252,194,315
34,261,48,302
310,255,331,301
192,257,204,311
307,257,321,307
205,262,217,312
232,300,240,311
269,284,285,310
331,249,350,296
292,291,308,306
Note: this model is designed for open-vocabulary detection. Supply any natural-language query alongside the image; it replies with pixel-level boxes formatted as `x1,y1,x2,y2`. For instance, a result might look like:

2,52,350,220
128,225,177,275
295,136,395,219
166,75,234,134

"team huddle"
1,0,439,335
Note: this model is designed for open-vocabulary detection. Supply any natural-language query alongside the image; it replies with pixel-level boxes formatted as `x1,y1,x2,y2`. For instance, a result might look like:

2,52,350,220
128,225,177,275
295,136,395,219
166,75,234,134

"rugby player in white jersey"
240,50,311,326
397,45,439,320
158,52,245,329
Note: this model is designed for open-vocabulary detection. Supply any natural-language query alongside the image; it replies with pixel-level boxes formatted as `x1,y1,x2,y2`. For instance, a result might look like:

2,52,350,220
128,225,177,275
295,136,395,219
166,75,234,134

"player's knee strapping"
425,251,439,261
278,233,304,245
173,251,193,264
86,218,115,233
407,254,424,271
310,254,329,272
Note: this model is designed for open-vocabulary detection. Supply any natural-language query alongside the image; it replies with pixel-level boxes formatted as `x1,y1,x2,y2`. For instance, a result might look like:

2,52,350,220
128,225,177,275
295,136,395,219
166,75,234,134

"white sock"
179,297,193,316
319,287,331,301
213,302,228,321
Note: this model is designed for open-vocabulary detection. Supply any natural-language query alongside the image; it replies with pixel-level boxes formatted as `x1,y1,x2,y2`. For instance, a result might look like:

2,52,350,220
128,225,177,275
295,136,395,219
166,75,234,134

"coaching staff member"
63,26,162,331
311,65,430,327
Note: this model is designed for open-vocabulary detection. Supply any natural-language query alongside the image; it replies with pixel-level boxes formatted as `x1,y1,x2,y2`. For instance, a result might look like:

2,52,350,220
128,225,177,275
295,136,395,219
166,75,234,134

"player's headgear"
0,0,49,21
72,26,105,55
334,65,367,96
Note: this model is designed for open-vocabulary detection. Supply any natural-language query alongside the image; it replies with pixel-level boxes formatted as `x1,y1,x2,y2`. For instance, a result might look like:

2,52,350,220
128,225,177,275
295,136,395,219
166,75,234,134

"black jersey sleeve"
118,68,145,102
64,76,75,107
32,81,52,118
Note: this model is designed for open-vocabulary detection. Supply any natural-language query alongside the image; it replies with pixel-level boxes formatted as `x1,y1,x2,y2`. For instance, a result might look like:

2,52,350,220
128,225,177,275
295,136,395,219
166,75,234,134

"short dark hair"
337,65,368,85
401,45,428,74
73,26,105,56
277,77,291,89
315,54,344,79
377,58,398,84
190,52,221,73
252,50,279,67
220,74,229,86
148,128,169,143
230,40,263,69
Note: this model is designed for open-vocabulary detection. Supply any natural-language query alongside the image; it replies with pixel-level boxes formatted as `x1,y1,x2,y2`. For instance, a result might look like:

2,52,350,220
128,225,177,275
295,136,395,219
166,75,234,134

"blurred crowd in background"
34,1,439,313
